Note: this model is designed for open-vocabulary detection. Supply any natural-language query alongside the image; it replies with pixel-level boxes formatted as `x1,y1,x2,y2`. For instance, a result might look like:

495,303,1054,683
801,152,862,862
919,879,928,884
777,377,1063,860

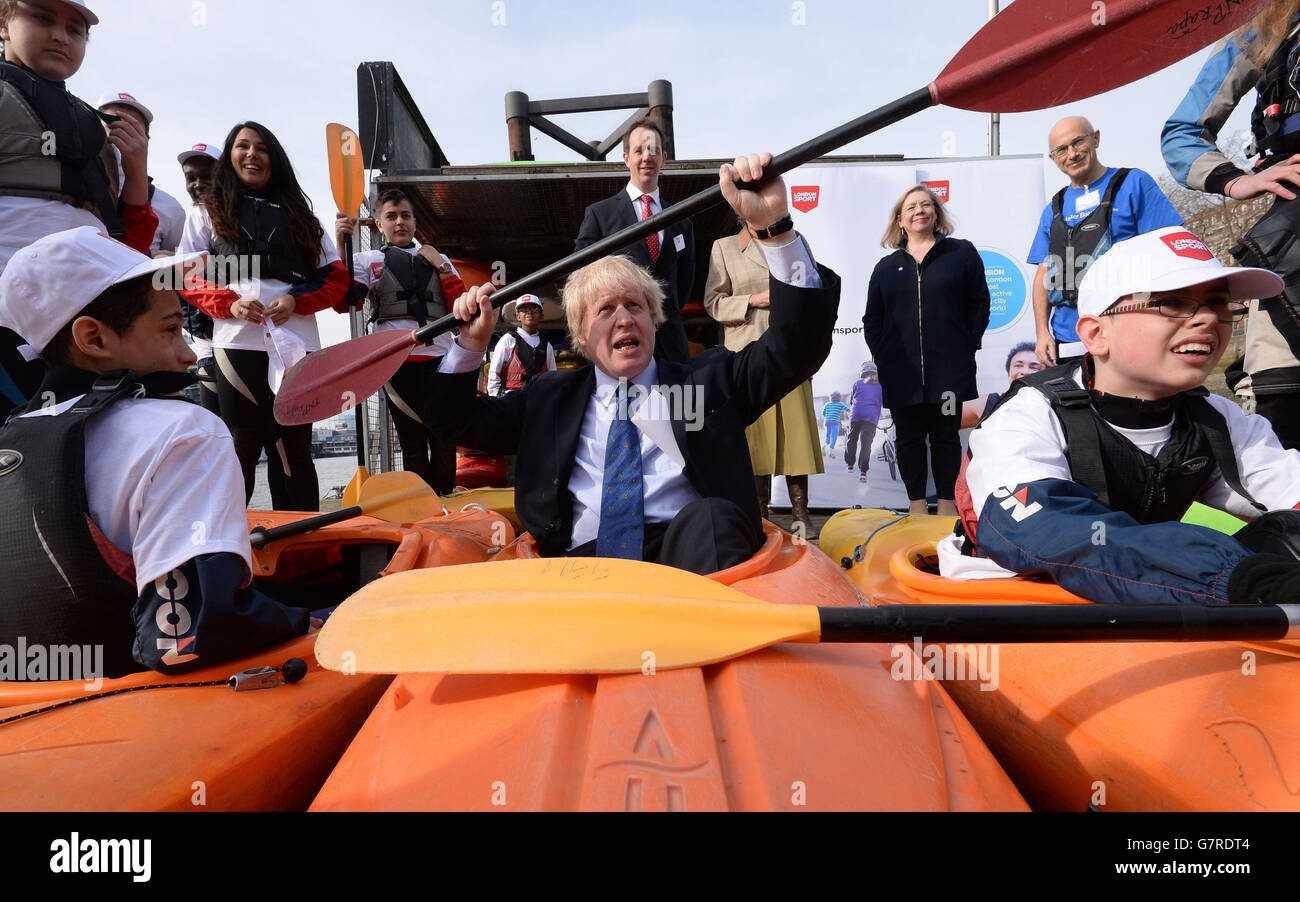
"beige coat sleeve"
703,238,752,326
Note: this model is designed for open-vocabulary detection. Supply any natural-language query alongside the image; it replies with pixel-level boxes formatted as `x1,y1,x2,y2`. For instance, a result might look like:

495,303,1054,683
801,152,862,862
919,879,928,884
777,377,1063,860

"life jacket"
0,368,196,679
364,245,447,326
1044,168,1131,308
0,61,124,237
209,194,314,285
501,329,550,392
1251,22,1300,161
959,363,1264,551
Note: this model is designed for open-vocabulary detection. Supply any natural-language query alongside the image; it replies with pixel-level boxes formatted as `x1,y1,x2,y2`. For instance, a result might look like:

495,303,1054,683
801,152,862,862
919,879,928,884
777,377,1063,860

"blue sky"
65,0,1255,344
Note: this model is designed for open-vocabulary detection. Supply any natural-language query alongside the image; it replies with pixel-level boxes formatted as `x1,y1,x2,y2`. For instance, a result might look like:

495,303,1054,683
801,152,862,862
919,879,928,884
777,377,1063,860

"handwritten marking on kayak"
540,559,611,581
1207,719,1298,812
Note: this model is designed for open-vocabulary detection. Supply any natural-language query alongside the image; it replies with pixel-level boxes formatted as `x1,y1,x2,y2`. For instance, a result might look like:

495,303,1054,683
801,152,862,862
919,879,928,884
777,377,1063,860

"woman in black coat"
864,184,990,516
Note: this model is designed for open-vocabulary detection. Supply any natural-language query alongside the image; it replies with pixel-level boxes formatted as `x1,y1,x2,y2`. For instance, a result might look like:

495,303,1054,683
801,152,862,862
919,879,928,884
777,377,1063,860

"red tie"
640,194,660,263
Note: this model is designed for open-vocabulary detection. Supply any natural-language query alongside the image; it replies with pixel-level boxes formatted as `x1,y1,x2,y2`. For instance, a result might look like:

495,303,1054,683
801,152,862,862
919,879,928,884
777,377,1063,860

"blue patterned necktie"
596,385,645,559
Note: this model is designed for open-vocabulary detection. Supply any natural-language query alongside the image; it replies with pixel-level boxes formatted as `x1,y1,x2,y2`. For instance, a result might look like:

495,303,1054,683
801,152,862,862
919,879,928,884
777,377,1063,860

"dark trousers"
1257,393,1300,451
845,420,877,471
386,356,456,494
195,356,221,415
567,497,764,575
892,402,961,501
215,347,318,511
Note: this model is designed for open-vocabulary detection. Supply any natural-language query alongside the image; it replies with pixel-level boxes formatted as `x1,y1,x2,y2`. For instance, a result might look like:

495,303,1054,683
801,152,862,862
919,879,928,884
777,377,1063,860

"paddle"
313,558,1300,675
275,0,1267,425
249,470,442,547
327,122,370,486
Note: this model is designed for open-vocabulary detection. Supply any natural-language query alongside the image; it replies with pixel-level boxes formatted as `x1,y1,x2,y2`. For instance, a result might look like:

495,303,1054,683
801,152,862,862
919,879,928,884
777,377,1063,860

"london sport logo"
790,186,819,213
1160,231,1214,261
921,180,950,202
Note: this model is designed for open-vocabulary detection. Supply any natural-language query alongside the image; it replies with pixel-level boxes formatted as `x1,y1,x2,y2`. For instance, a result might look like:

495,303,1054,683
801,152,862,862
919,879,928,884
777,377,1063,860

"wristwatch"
749,215,794,240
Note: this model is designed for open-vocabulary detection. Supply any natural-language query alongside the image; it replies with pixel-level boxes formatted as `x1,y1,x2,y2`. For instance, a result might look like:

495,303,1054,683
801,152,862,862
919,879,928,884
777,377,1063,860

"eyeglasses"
1048,135,1093,160
1100,296,1250,323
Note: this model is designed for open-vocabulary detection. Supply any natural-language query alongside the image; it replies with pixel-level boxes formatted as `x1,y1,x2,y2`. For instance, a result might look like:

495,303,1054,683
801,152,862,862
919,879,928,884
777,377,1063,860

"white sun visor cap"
96,91,153,124
1075,226,1283,320
178,142,222,165
0,228,207,352
46,0,98,25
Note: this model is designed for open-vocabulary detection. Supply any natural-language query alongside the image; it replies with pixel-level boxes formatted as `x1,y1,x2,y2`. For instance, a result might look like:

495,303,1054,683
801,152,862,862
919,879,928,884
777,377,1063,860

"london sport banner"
768,154,1046,510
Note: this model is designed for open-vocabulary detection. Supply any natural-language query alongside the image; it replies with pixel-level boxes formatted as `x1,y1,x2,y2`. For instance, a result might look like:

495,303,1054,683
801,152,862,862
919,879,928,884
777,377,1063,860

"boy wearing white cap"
96,91,187,257
0,227,309,679
487,294,556,397
0,0,158,419
939,226,1300,606
175,142,222,413
335,188,466,492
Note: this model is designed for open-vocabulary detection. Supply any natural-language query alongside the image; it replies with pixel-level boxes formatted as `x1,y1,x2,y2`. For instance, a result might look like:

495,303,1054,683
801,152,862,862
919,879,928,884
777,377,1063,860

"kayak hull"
0,505,514,811
820,508,1300,812
310,525,1028,811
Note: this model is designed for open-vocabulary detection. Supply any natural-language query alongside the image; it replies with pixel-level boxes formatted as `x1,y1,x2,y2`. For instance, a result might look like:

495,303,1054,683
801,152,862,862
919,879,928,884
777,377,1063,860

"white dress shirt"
439,233,821,549
624,182,664,247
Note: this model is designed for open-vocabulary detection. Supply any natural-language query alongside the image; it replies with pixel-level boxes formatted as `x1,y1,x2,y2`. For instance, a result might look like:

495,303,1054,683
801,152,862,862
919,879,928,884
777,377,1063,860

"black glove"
1233,510,1300,561
1226,553,1300,605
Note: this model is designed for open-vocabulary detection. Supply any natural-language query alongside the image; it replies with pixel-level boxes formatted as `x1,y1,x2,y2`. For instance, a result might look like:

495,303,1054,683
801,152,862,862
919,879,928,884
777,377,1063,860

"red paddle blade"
274,329,416,425
934,0,1269,113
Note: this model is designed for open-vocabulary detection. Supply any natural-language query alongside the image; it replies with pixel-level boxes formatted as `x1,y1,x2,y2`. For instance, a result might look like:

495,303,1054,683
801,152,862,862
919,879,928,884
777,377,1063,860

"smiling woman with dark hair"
178,121,351,511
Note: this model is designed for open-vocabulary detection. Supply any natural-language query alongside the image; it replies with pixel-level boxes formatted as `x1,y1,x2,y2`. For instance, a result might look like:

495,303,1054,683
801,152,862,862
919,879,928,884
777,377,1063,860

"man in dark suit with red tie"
575,118,695,363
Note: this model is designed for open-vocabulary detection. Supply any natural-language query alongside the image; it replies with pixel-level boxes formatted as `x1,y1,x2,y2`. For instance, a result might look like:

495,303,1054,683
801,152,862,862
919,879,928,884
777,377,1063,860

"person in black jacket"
864,184,990,516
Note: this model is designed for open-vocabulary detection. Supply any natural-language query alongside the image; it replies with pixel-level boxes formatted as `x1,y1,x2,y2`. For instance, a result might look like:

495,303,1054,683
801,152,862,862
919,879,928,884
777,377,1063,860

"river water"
248,456,362,511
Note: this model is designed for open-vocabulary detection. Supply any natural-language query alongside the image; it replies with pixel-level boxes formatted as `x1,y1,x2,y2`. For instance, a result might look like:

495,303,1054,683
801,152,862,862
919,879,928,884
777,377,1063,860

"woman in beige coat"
704,225,824,536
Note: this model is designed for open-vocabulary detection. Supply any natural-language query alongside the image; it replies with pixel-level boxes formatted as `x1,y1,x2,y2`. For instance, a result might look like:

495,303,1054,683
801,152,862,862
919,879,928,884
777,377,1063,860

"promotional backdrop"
767,154,1046,510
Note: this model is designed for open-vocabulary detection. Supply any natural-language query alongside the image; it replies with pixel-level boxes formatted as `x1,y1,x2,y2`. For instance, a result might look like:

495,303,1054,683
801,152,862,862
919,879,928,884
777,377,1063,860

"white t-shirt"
487,328,556,396
937,372,1300,579
177,204,339,352
150,185,187,255
351,246,458,360
21,396,253,594
0,196,104,274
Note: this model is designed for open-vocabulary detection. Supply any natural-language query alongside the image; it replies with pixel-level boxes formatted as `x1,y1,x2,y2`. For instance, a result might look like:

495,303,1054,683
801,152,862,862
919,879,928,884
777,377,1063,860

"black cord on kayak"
0,658,309,727
840,509,909,570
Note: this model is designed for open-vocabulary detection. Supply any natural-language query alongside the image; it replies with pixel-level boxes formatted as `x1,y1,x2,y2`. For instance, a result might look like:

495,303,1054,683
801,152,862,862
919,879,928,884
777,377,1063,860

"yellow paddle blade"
314,558,822,675
326,123,365,216
341,466,368,508
356,470,443,522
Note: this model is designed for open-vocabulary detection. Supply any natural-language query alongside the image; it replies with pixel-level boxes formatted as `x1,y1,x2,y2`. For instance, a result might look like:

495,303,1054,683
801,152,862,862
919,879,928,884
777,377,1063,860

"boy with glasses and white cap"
940,226,1300,607
0,227,309,679
488,294,556,397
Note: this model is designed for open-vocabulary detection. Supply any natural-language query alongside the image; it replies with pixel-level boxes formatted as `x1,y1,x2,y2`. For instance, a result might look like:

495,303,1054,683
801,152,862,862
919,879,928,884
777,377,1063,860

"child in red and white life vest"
336,188,466,493
941,226,1300,605
487,294,556,396
0,228,308,679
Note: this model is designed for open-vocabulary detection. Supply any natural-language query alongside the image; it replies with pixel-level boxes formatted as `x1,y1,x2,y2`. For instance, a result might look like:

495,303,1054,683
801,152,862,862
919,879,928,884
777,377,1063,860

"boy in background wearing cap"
488,294,556,397
0,228,308,679
0,0,159,420
96,91,187,257
940,226,1300,606
846,362,882,482
175,141,222,414
336,188,466,493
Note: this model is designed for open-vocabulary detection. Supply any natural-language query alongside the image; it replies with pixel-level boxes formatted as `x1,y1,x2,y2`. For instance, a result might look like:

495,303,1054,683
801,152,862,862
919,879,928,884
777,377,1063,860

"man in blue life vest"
1028,115,1183,367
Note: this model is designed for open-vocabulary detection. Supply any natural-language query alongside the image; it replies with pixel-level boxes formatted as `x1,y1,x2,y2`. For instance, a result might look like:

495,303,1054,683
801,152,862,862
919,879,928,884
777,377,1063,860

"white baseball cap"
96,92,153,125
178,142,222,165
1076,226,1283,319
0,228,206,352
515,294,543,310
44,0,98,26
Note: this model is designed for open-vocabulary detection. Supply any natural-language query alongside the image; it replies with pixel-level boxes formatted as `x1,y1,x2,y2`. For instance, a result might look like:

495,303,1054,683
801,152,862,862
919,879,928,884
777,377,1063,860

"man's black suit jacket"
575,190,695,363
425,264,841,557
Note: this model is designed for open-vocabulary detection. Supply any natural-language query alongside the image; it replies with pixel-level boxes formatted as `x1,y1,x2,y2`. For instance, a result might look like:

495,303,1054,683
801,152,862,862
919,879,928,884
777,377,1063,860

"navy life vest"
209,194,314,285
365,245,447,326
1045,168,1131,308
0,61,124,238
0,368,195,679
1251,23,1300,161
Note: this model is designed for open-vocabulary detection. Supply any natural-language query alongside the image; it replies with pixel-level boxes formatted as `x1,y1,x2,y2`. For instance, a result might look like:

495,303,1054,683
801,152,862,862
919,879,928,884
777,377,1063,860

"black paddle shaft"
343,232,366,469
817,603,1299,644
411,87,936,345
249,504,363,548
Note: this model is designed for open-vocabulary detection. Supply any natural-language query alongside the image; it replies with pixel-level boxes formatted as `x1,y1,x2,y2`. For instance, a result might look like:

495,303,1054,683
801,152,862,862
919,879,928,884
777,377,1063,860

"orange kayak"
820,508,1300,812
0,505,513,811
310,524,1028,811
